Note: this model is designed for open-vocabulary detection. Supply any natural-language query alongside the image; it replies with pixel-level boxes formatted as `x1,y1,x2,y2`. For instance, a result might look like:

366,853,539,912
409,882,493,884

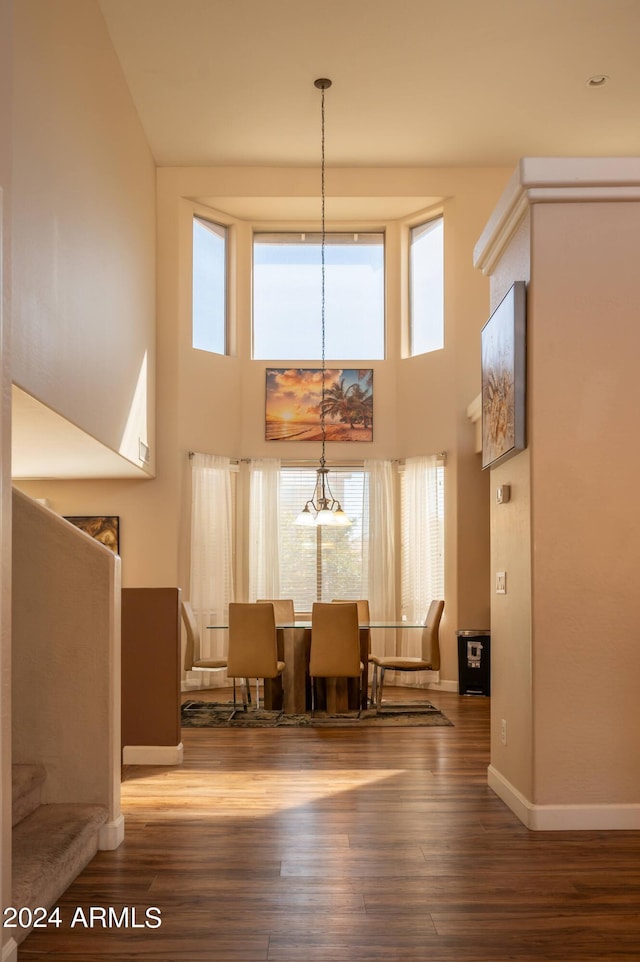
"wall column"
475,157,640,829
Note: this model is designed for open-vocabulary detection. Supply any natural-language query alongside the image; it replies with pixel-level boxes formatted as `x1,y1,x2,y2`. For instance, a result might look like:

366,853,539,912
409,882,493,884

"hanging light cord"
316,78,331,473
292,79,350,528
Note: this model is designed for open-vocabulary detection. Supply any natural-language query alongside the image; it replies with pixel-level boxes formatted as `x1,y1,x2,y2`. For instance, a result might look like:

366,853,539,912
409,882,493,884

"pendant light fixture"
294,79,351,528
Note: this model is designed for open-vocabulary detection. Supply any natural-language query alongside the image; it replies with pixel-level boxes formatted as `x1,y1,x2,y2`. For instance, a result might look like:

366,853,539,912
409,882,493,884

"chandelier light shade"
295,466,352,527
294,79,352,528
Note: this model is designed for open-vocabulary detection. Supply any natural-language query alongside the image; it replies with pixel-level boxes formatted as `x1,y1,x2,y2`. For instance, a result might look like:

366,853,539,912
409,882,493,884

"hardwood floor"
19,687,640,961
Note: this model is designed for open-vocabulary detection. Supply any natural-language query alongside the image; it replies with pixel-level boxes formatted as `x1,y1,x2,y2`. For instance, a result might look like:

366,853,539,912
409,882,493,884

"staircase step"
12,764,46,827
12,802,108,943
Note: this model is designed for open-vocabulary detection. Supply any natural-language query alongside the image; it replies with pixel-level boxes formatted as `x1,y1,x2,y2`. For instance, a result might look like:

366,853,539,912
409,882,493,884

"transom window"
409,216,444,356
253,232,385,361
192,216,227,355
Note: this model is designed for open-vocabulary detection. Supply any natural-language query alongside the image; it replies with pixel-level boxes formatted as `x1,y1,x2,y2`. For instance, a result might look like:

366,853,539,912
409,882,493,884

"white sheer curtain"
399,454,445,684
189,452,235,687
365,459,396,660
248,458,281,601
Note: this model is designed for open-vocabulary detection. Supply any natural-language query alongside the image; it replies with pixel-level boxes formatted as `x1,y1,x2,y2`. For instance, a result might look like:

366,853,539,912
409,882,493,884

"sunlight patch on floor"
121,767,409,818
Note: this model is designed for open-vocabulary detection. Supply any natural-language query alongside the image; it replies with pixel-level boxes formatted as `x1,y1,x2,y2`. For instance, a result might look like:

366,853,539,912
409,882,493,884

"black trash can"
456,630,491,696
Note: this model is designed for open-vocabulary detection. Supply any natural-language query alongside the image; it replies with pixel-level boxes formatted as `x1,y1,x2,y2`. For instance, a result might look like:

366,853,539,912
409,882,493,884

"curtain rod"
188,451,241,464
280,454,447,465
188,451,447,465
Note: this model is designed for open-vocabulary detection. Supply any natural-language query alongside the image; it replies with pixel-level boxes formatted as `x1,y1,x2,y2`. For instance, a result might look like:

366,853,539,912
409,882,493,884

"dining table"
208,619,425,714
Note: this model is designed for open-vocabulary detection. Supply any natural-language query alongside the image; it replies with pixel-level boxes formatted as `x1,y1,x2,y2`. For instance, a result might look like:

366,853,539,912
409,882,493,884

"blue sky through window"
193,218,226,354
253,234,384,360
410,217,444,355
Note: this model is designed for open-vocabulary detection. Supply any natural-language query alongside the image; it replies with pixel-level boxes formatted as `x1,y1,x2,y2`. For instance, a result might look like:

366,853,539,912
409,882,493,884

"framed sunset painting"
266,368,373,441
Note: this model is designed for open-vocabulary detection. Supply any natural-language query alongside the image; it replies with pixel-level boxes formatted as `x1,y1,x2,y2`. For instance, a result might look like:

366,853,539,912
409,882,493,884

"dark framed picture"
481,281,526,469
266,368,373,441
64,515,120,554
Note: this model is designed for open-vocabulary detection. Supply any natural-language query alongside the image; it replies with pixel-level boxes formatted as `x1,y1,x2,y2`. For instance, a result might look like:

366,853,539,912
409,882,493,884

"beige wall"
488,213,533,800
0,0,13,951
160,165,508,682
9,3,510,685
11,0,156,472
11,0,177,588
12,491,121,832
479,160,640,825
18,164,509,685
530,201,640,806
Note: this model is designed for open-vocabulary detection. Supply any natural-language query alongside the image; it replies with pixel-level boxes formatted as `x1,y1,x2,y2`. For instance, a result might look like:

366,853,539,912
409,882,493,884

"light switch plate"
496,484,511,504
496,571,507,594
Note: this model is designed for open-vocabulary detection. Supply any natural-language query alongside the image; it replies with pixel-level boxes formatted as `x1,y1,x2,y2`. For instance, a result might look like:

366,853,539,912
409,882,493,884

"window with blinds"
279,466,369,612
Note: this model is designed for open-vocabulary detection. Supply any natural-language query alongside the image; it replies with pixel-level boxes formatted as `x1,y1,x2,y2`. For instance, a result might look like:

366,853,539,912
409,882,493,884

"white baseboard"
2,938,17,962
427,679,459,693
122,743,184,766
386,672,459,694
488,764,640,830
99,813,125,850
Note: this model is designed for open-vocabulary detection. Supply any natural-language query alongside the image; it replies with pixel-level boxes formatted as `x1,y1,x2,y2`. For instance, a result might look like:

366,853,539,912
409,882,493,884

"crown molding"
474,157,640,275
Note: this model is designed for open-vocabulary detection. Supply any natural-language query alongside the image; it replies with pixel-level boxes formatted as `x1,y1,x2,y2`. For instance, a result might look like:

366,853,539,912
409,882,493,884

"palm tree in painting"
321,378,352,425
346,384,373,430
321,376,373,430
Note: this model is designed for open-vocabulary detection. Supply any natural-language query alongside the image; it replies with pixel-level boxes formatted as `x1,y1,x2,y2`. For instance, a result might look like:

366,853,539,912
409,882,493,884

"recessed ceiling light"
586,75,609,87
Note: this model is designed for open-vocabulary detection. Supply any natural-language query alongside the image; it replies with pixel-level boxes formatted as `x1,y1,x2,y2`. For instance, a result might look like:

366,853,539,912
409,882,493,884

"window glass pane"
193,217,226,354
253,233,384,360
278,466,368,610
410,217,444,356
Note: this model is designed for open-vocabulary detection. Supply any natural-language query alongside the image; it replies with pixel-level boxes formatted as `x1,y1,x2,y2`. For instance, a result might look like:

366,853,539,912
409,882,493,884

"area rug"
181,700,452,728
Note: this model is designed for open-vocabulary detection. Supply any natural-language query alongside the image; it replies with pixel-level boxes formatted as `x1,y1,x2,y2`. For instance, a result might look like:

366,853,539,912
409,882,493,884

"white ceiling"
98,0,640,168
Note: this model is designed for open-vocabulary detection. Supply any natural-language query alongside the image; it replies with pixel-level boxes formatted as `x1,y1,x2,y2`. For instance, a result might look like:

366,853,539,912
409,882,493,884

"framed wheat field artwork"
481,281,526,469
266,368,373,441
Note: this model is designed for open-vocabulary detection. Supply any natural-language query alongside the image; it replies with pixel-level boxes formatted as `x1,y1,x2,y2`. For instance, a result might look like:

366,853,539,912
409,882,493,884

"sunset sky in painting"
266,369,362,423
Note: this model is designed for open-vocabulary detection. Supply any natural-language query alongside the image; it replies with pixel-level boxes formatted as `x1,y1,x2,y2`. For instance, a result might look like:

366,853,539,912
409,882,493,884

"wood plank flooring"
18,687,640,961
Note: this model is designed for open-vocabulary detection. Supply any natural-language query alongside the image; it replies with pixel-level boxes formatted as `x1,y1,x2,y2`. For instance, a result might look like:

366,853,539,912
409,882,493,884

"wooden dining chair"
227,602,285,717
369,599,444,711
332,599,370,709
310,602,362,714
